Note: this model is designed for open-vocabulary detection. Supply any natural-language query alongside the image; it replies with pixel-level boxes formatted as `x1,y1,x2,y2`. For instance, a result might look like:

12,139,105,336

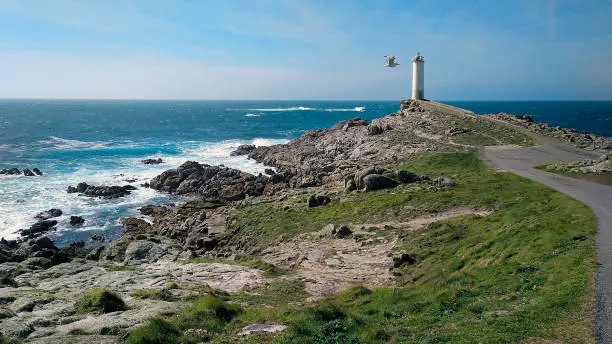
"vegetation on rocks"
74,288,126,314
123,151,596,343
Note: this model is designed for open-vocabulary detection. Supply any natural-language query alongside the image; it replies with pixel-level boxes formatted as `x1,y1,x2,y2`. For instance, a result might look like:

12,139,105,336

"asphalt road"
484,141,612,343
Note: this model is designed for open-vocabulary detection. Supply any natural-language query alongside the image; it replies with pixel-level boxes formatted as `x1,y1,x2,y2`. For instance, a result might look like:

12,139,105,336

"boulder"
392,251,416,268
89,234,105,243
122,218,152,234
138,205,170,217
142,158,163,165
70,216,85,226
230,144,256,156
367,125,384,135
318,224,336,237
307,194,331,208
21,220,58,237
335,224,352,238
33,168,43,176
67,182,136,199
0,318,34,338
237,324,288,337
35,208,63,221
437,176,457,188
363,174,398,191
150,161,267,201
23,168,35,176
264,168,276,175
0,168,21,175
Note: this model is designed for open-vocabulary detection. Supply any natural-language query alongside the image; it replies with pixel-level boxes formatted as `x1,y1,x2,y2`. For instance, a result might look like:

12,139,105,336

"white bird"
384,55,399,67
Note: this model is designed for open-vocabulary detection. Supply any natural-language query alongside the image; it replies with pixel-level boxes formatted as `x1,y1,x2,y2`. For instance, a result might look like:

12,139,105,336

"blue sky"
0,0,611,100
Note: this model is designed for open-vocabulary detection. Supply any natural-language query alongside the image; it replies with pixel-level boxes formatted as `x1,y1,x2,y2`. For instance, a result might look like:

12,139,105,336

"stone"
363,174,398,191
367,125,384,135
70,216,85,226
89,235,105,243
86,246,105,261
392,251,416,268
336,224,352,237
35,209,63,221
21,220,58,237
142,158,163,165
33,168,43,176
307,194,331,208
318,224,336,237
237,324,288,337
0,168,21,175
67,183,136,199
0,307,16,319
437,176,457,188
23,168,35,176
264,168,276,175
0,318,34,338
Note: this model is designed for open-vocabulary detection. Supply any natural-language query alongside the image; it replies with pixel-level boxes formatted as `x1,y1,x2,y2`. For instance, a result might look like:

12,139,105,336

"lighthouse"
411,52,425,100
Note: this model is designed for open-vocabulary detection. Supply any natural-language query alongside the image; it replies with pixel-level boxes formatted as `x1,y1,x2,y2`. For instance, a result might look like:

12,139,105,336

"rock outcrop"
142,158,163,165
230,144,256,156
0,168,43,176
67,182,137,199
149,161,268,201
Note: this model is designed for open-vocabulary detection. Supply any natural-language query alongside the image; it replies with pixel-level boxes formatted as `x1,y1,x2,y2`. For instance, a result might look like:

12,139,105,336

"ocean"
1,100,611,245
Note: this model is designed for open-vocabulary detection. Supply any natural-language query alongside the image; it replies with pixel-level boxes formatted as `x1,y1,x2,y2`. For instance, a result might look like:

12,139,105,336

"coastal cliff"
0,100,601,344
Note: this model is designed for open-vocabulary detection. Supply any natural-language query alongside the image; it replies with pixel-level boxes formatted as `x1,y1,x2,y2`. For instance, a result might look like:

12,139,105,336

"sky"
0,0,611,100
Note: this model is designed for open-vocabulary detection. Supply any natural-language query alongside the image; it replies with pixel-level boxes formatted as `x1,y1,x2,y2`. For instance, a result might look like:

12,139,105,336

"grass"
124,296,242,344
124,151,596,343
131,289,175,301
74,288,126,314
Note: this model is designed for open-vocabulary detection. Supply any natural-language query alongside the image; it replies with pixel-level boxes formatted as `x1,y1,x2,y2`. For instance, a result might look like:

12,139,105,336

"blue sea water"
0,100,611,245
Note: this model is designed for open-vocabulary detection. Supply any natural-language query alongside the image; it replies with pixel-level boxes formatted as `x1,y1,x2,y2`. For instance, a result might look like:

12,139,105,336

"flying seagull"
384,55,399,67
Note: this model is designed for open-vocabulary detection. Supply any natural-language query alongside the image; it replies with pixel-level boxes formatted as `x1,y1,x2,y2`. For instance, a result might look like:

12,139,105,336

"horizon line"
1,98,611,102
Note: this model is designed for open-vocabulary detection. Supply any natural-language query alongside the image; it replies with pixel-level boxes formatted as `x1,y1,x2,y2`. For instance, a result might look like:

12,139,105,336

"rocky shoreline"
0,100,599,342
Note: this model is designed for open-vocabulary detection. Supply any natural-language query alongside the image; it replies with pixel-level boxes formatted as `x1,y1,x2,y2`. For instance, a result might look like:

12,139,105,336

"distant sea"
1,100,611,245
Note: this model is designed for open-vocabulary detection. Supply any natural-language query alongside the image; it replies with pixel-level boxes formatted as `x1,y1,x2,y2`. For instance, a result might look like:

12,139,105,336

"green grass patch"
74,288,126,314
130,289,175,301
124,296,242,344
104,265,144,272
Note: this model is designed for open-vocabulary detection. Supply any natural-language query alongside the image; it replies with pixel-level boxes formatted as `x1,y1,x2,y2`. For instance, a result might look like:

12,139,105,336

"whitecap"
324,106,366,112
244,113,261,117
40,136,114,150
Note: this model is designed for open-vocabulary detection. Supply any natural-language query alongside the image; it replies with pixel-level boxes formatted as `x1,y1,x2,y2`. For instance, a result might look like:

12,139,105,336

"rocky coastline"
0,100,599,343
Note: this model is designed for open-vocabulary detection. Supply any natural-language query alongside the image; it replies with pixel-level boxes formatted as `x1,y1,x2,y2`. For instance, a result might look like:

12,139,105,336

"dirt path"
483,126,612,343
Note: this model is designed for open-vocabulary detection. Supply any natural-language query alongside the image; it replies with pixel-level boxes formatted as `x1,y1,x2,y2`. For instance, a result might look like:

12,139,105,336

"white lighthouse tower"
411,52,425,100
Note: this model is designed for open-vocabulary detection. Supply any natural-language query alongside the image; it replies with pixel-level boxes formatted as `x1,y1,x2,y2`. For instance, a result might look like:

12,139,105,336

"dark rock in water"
90,234,105,243
0,168,21,175
332,118,368,131
392,251,416,268
307,194,331,208
70,216,85,226
264,168,276,175
363,174,398,191
142,158,163,165
336,224,352,237
141,182,151,188
67,182,136,199
230,144,256,156
437,176,457,188
21,220,58,237
23,169,35,176
150,161,268,201
32,168,42,176
35,208,63,221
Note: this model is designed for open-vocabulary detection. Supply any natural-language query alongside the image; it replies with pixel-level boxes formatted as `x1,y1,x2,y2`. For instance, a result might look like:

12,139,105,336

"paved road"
484,140,612,343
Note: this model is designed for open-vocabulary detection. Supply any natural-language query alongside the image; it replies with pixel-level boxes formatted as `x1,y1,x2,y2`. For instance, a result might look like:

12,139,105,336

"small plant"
74,288,126,314
313,319,360,344
124,318,181,344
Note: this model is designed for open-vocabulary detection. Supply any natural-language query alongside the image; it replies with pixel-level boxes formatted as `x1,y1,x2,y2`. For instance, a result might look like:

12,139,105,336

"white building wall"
412,59,424,100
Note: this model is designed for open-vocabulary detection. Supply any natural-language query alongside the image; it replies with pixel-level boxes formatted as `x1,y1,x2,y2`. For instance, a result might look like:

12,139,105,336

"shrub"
74,288,126,314
124,318,182,344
